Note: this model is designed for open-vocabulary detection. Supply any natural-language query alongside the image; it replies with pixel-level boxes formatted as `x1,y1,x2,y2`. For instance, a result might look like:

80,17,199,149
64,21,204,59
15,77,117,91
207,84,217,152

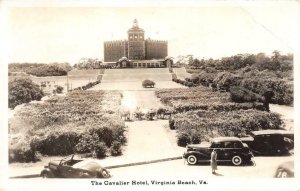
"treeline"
9,63,73,77
74,58,104,69
188,51,293,73
185,51,293,105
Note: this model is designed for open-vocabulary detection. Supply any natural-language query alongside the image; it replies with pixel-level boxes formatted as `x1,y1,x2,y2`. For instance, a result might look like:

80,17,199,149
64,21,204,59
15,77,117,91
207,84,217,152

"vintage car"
274,160,294,178
183,137,253,166
240,130,294,156
40,155,111,178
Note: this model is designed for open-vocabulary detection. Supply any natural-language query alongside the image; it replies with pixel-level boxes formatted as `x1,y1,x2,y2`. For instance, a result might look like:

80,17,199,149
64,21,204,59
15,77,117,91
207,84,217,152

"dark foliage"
8,78,44,108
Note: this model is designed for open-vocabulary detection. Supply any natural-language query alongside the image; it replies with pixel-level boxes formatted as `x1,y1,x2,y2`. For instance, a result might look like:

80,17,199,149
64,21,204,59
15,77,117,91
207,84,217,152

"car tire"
41,171,54,178
187,155,197,165
232,156,242,166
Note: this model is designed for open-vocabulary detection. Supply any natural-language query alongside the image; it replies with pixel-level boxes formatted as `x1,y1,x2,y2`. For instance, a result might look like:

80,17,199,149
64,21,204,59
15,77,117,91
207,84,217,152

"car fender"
40,168,54,177
185,151,206,158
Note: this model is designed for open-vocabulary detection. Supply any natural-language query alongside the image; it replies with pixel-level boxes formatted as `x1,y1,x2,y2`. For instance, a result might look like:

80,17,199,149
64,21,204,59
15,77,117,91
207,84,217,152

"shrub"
88,126,114,147
8,78,44,108
177,129,201,147
94,142,107,159
191,74,199,84
9,135,39,163
32,130,79,155
55,85,64,94
110,141,122,156
177,132,190,147
239,78,293,105
229,86,262,103
142,79,155,88
9,145,38,163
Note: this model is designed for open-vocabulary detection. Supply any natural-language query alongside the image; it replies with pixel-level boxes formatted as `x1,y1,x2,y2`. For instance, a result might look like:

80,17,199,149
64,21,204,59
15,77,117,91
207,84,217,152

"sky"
4,1,300,64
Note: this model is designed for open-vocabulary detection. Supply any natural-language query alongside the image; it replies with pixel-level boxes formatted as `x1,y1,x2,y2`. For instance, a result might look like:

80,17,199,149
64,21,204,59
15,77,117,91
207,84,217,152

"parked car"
274,160,294,178
40,155,111,178
240,130,294,156
183,137,253,166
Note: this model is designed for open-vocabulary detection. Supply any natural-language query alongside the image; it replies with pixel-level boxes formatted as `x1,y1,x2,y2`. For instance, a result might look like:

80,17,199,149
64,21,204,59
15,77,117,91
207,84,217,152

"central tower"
127,19,145,60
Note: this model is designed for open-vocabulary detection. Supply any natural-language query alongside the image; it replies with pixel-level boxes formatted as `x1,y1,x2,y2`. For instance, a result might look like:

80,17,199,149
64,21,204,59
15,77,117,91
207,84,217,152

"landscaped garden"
9,90,126,163
155,86,282,146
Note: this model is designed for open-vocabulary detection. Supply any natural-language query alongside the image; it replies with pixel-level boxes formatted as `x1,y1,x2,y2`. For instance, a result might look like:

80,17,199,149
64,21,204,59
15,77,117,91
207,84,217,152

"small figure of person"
211,149,218,174
263,89,274,112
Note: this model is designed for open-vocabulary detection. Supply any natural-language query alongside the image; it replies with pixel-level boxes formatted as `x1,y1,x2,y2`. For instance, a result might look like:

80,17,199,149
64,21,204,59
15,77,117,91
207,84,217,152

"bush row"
9,91,126,162
171,101,265,113
9,63,73,77
72,80,101,91
172,78,194,87
156,87,265,113
171,109,282,146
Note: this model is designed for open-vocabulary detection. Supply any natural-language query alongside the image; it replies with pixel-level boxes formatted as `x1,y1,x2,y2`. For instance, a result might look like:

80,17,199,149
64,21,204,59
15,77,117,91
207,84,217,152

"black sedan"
240,130,294,156
183,137,253,166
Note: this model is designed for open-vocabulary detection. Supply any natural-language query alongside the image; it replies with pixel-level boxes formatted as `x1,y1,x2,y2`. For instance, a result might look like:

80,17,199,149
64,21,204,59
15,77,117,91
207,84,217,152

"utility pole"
67,72,69,92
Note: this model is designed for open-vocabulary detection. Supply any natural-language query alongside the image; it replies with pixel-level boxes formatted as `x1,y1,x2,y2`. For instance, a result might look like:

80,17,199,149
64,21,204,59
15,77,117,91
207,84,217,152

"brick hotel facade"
103,19,172,68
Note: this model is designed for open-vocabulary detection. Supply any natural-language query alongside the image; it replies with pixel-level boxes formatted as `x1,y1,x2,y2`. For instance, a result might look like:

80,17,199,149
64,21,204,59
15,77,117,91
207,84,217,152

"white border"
1,0,300,191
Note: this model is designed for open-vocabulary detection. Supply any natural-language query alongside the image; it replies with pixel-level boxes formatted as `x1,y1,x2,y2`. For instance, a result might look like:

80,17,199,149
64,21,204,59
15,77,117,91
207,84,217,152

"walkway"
269,104,294,130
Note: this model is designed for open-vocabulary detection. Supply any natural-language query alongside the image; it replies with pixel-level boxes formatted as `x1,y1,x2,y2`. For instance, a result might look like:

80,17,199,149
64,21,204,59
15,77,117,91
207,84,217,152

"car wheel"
42,171,54,178
187,155,197,165
232,156,242,166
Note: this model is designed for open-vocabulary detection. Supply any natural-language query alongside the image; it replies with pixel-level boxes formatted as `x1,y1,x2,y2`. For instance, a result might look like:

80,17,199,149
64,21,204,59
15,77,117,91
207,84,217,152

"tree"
187,55,194,65
9,78,44,108
75,58,102,69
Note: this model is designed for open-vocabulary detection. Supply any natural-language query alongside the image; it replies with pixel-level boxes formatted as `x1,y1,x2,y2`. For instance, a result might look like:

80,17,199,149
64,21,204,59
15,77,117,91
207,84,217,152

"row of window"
131,62,162,67
129,35,143,39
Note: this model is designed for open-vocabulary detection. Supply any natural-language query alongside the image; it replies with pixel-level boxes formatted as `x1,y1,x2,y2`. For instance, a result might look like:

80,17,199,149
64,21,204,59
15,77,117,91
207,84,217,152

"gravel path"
123,120,184,161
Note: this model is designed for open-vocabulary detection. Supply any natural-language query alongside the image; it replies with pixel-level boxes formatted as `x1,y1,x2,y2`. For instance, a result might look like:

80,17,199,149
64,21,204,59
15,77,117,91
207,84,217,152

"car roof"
251,130,293,136
212,137,241,142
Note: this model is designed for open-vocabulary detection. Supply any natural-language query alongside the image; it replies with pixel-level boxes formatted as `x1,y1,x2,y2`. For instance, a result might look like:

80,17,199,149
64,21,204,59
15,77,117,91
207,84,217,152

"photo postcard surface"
1,0,300,191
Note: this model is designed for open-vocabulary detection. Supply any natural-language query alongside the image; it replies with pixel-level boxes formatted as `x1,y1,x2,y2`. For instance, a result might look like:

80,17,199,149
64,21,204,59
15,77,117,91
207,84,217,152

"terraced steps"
102,68,172,82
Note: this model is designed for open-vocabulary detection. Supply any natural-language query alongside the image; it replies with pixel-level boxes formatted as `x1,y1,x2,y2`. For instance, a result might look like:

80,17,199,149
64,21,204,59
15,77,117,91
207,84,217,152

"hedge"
171,109,282,146
9,90,126,162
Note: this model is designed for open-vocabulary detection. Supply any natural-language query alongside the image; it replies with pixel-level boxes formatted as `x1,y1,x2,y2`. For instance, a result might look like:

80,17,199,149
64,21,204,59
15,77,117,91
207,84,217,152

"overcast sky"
5,1,300,64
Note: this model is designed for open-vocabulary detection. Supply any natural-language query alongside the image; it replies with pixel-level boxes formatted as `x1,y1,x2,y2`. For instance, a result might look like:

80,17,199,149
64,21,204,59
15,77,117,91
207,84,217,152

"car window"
224,142,234,148
233,142,243,148
211,142,223,148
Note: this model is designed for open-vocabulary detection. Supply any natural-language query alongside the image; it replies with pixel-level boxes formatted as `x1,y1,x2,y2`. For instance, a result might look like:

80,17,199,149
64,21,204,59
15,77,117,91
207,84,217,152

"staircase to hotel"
101,68,172,82
173,67,191,80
